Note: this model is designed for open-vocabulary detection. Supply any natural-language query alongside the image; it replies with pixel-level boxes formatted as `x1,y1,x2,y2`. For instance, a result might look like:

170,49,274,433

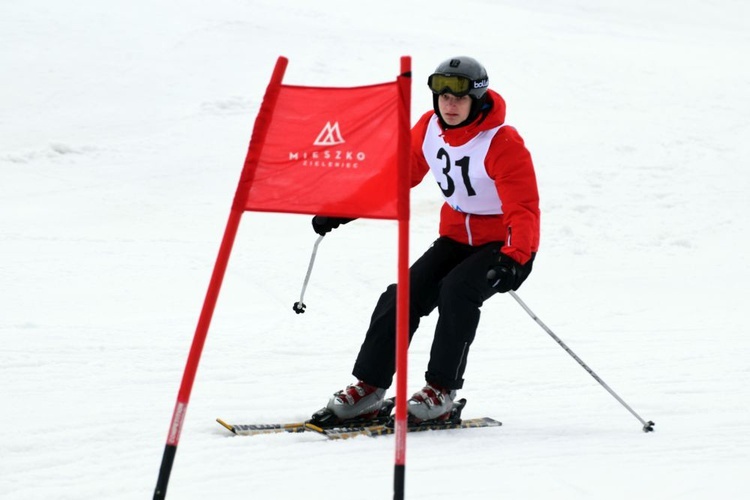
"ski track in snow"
1,0,749,498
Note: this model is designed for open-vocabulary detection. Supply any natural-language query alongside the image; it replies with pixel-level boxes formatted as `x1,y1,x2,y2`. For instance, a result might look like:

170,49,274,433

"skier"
312,56,540,423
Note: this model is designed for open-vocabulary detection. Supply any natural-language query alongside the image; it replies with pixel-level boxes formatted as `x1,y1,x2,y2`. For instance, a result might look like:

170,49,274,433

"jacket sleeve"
486,127,540,265
408,112,433,187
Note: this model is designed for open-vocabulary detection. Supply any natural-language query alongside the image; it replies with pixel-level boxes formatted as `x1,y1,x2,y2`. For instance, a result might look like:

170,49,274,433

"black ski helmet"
428,56,490,128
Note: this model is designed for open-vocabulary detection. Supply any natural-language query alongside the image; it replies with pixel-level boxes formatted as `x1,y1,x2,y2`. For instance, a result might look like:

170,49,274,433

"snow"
2,0,749,498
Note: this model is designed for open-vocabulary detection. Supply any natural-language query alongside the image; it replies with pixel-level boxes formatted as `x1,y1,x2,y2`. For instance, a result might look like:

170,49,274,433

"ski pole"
508,290,655,432
293,235,324,314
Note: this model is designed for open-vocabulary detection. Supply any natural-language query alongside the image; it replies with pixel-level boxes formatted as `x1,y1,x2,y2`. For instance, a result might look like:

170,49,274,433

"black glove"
311,216,354,236
487,253,529,293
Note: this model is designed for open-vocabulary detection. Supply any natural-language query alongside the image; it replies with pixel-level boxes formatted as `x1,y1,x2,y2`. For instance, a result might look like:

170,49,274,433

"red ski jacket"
410,89,540,265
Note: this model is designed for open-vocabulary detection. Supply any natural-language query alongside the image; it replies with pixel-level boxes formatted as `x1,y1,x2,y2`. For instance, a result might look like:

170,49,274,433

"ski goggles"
428,73,476,97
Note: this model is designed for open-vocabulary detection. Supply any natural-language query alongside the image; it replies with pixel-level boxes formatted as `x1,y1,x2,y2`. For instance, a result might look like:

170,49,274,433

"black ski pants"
352,236,503,391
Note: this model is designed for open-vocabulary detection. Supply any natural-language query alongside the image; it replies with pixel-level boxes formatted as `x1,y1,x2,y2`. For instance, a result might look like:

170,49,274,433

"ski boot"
407,383,460,425
308,380,393,428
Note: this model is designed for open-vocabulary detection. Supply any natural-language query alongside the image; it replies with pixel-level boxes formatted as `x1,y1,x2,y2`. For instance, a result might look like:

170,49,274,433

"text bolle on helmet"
428,56,489,100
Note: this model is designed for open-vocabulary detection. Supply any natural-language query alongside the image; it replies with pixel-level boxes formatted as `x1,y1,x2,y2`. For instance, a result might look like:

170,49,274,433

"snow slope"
2,0,749,498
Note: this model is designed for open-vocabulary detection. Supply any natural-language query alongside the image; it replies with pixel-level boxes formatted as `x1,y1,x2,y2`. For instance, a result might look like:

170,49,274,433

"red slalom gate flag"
236,67,405,219
152,56,412,500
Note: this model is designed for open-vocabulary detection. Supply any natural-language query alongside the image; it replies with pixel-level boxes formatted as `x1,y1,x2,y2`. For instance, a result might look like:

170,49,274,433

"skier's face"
438,93,472,126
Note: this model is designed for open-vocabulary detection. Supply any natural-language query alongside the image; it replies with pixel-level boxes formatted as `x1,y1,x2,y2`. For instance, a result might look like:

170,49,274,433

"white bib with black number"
422,115,505,215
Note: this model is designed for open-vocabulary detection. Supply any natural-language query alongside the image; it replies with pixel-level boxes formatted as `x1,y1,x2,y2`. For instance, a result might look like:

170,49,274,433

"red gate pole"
152,56,288,500
393,55,412,500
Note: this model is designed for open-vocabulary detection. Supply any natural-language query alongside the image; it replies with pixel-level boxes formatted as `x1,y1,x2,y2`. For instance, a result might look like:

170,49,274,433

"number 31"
436,147,476,197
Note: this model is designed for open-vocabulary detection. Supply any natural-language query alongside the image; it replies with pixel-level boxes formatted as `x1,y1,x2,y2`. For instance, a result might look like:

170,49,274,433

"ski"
307,416,502,440
216,398,396,437
217,398,501,439
216,418,307,436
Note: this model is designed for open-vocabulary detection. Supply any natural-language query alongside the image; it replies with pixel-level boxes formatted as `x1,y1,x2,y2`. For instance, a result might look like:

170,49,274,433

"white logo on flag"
313,121,345,146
